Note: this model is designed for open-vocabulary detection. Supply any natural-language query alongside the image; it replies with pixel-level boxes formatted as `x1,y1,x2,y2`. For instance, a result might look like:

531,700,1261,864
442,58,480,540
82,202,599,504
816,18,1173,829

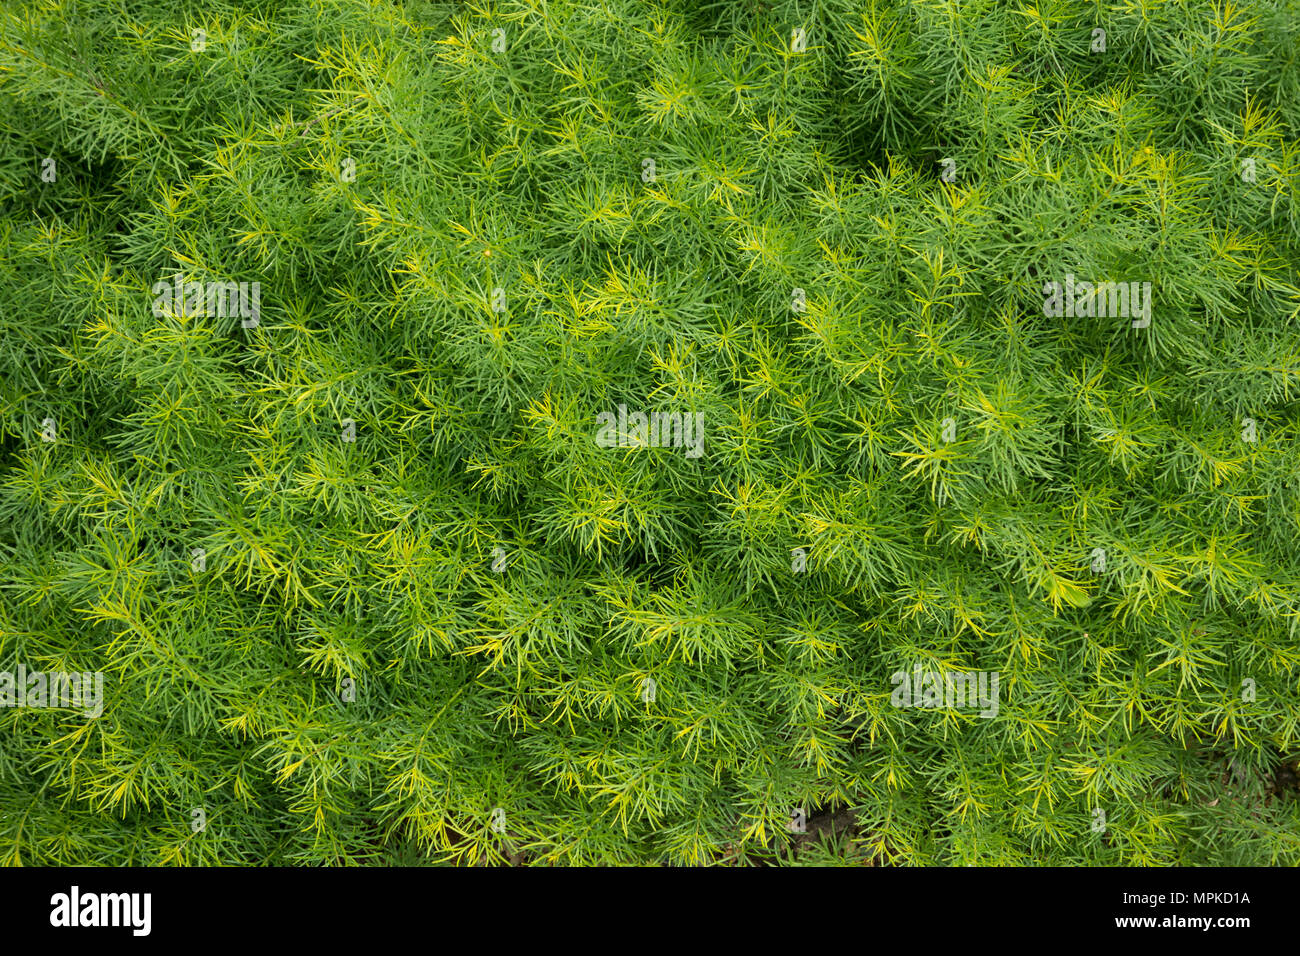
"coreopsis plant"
1,0,1298,866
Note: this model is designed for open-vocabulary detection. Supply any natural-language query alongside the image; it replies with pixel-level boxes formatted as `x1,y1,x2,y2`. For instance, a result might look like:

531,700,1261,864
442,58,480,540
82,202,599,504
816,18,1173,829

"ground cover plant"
1,0,1299,866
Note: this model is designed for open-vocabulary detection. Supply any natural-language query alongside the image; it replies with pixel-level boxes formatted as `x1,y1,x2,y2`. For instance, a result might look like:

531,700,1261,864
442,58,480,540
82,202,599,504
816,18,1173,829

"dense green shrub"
2,0,1299,865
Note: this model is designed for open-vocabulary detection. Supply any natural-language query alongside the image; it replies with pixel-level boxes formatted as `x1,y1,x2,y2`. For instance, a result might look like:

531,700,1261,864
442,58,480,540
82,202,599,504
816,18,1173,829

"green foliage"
1,0,1299,866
